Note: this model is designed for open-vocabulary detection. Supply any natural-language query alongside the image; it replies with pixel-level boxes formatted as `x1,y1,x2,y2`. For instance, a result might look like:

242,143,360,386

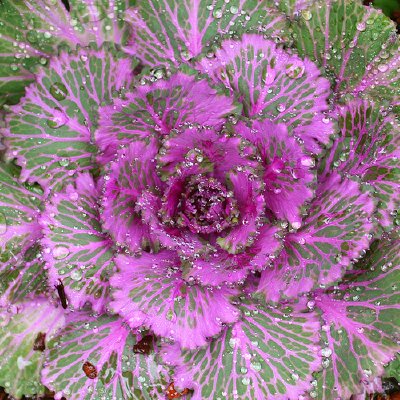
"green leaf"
165,299,322,399
0,299,65,398
126,0,288,67
0,162,46,306
0,0,135,107
314,234,400,399
385,354,400,381
3,47,135,193
292,0,398,97
42,313,170,400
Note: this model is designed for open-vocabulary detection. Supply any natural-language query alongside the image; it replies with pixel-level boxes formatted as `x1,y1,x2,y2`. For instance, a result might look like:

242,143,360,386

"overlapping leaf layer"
0,0,399,399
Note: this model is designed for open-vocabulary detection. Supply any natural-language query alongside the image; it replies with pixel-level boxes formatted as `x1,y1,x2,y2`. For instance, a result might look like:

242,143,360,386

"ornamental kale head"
0,0,399,399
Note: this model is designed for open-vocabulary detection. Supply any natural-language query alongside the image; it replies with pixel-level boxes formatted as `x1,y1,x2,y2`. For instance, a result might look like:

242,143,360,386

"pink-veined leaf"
319,100,400,232
0,0,134,106
258,173,374,302
101,139,161,252
110,250,240,349
235,119,315,226
292,0,398,96
199,34,334,153
124,0,288,67
0,162,47,306
42,313,170,400
0,299,65,398
40,173,115,313
95,71,240,164
313,233,400,399
162,299,321,400
3,47,135,194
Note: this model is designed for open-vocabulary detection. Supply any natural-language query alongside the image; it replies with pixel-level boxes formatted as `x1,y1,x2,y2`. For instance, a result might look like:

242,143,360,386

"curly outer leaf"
0,162,46,306
0,0,134,107
314,234,400,399
162,299,321,400
0,299,65,398
42,313,170,400
3,47,134,193
125,0,288,66
258,173,374,302
41,173,115,313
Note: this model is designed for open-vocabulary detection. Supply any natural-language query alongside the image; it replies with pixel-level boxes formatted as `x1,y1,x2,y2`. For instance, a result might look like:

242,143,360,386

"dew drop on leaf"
52,245,70,260
50,82,69,101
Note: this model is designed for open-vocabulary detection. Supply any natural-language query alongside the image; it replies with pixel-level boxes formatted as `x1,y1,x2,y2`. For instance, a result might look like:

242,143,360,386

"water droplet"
285,61,305,79
213,8,223,18
320,347,332,358
70,269,83,281
52,245,70,260
58,158,70,167
26,30,38,44
229,6,238,14
50,82,69,101
250,361,262,371
356,22,366,32
301,10,312,21
241,377,251,385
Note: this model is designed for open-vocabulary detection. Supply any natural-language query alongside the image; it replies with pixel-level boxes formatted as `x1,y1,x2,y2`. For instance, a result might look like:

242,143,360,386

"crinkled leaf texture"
0,0,134,106
42,313,169,400
0,0,399,399
0,299,65,398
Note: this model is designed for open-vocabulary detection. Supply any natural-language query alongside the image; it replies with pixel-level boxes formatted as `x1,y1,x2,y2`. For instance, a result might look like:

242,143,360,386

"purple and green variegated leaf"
235,119,315,226
313,234,400,399
0,162,47,305
258,173,374,303
42,313,169,400
0,244,47,307
110,250,240,349
102,139,161,252
124,0,288,67
0,0,134,107
162,299,321,400
40,173,114,313
199,34,334,154
95,72,240,164
3,48,134,193
292,0,398,96
319,100,400,232
0,299,65,398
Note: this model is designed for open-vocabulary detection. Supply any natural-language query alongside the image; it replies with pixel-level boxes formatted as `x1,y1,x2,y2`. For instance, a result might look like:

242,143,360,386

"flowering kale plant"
0,0,400,399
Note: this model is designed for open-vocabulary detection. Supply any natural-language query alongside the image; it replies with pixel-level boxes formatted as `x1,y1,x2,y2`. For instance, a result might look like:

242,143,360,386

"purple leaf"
199,34,334,153
95,72,240,164
0,298,65,398
40,173,115,313
124,0,288,67
162,299,321,400
101,139,161,253
235,119,315,226
110,250,240,349
42,313,169,400
3,48,134,193
319,100,400,231
258,173,374,302
313,233,400,399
